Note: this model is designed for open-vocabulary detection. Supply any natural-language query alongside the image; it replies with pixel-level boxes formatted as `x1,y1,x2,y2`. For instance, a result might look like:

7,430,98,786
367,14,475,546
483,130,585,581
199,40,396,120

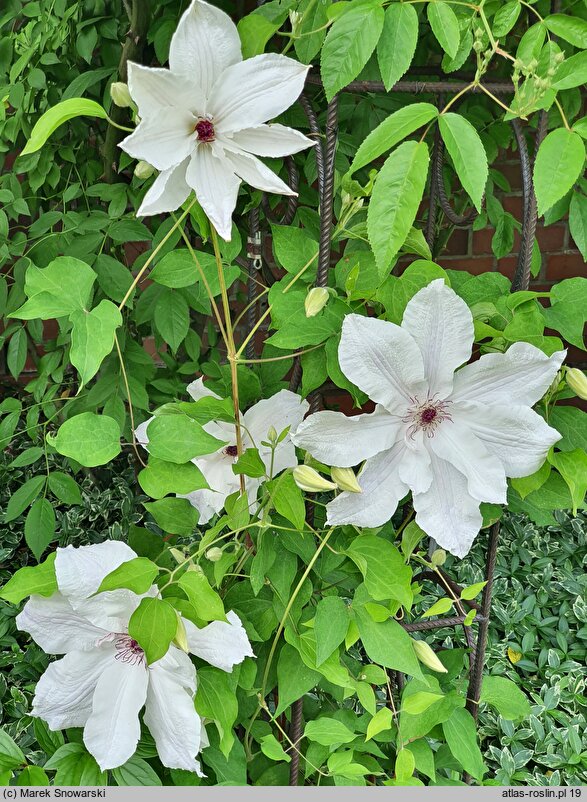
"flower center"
195,118,215,143
224,445,238,458
403,397,452,439
114,635,145,666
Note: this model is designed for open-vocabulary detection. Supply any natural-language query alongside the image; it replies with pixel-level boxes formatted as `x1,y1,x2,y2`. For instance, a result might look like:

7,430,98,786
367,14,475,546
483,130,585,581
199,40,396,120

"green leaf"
267,472,306,531
195,666,238,757
146,414,225,463
178,570,226,623
276,643,320,716
315,596,350,665
480,676,531,721
144,498,199,536
402,691,444,715
366,707,393,740
128,597,178,664
442,708,486,781
553,52,587,91
34,718,64,757
8,446,44,468
544,14,587,48
320,0,384,101
138,457,208,499
349,103,438,175
238,12,280,59
47,472,83,505
304,718,356,746
395,747,416,781
401,520,426,561
17,766,50,786
427,2,460,58
421,597,454,618
271,225,318,278
492,1,521,38
549,449,587,515
7,328,27,379
44,744,106,785
543,277,587,350
0,729,26,771
378,260,449,323
439,113,488,212
10,257,96,319
569,191,587,260
70,299,122,386
232,448,266,478
376,3,419,91
111,756,162,786
260,734,291,763
356,607,423,677
0,553,57,604
534,128,585,216
24,498,56,560
154,290,190,352
97,557,160,595
20,98,109,156
367,140,430,276
52,413,121,467
346,535,412,606
5,474,46,522
510,461,551,499
550,406,587,453
460,581,487,601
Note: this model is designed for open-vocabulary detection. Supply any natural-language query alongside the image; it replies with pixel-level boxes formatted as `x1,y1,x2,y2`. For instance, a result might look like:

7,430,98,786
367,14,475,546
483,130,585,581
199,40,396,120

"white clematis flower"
292,280,565,558
136,379,309,524
17,541,254,773
119,0,314,239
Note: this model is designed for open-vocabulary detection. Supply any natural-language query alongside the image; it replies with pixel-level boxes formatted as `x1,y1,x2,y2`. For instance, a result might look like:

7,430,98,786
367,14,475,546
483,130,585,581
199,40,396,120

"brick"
443,227,470,257
437,256,495,274
545,252,587,281
497,256,519,280
495,162,523,192
536,224,566,252
502,195,524,219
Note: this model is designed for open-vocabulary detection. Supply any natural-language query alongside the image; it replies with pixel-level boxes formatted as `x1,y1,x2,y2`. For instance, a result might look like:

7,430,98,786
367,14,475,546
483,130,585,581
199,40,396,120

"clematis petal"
181,450,241,523
83,658,149,771
16,593,108,655
292,406,401,467
185,144,240,241
244,389,309,477
56,541,138,600
135,416,153,448
186,377,221,401
32,646,117,731
230,124,314,157
451,341,566,407
169,0,242,97
72,589,153,635
453,401,561,478
210,53,309,134
221,145,295,195
184,610,254,671
338,314,426,412
144,649,203,774
398,430,433,495
401,279,474,398
413,450,483,559
429,420,507,504
137,159,192,218
119,112,197,171
127,62,206,119
325,443,408,528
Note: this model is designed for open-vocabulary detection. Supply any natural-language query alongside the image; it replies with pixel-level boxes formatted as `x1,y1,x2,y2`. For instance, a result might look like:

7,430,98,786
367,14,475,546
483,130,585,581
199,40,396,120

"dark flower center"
195,119,215,142
402,396,453,439
114,635,145,666
420,407,437,425
224,445,238,458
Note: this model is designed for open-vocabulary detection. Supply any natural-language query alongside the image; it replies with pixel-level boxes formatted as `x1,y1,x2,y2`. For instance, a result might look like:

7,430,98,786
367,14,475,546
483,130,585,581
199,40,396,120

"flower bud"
331,466,362,494
174,614,189,653
304,287,330,317
554,51,565,64
205,547,223,562
267,425,278,444
473,40,484,53
293,465,337,493
431,548,446,567
134,160,155,180
566,367,587,400
110,81,132,108
412,639,447,673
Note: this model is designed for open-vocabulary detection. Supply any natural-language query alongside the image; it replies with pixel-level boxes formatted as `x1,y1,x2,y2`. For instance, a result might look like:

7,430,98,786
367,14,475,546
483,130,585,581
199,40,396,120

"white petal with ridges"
292,406,400,467
453,401,561,478
338,314,426,411
413,449,483,558
169,0,242,96
32,646,117,731
16,593,107,655
186,144,240,241
137,160,192,218
398,431,433,494
222,146,295,195
83,659,149,771
451,341,565,407
325,443,408,527
127,62,206,119
56,541,138,600
401,279,474,398
184,610,254,671
430,419,507,503
210,54,309,133
186,377,221,402
244,389,309,451
119,112,197,171
230,124,314,157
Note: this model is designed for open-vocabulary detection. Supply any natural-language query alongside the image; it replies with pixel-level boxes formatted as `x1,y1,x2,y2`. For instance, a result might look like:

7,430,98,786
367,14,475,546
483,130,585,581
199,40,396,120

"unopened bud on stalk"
174,614,189,653
431,548,447,567
331,466,362,494
293,465,337,493
205,547,223,562
554,51,565,64
305,287,330,317
134,160,155,179
566,367,587,400
412,639,448,673
110,81,132,108
267,425,278,444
